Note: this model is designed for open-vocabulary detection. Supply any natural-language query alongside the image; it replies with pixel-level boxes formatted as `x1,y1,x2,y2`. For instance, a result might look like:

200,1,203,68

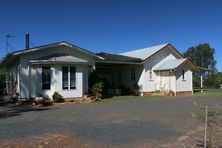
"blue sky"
0,0,221,71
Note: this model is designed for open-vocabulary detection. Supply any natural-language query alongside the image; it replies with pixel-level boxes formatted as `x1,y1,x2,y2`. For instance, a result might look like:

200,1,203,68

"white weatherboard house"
2,41,199,100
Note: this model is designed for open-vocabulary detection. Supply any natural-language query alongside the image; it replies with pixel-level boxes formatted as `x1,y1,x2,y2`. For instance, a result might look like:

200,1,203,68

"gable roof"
10,41,103,60
154,58,199,72
120,43,169,60
154,59,187,71
119,43,185,61
1,41,103,67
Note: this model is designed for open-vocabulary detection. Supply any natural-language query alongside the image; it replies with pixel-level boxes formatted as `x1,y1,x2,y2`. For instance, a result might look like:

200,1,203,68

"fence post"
204,105,208,148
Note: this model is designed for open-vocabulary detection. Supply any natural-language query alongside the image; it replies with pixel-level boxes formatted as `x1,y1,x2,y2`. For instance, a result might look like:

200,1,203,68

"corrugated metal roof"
29,53,88,64
9,41,104,60
119,43,169,60
154,58,187,71
97,52,141,62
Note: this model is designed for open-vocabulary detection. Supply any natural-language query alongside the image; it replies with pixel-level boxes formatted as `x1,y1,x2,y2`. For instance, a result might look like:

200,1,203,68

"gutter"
97,61,143,65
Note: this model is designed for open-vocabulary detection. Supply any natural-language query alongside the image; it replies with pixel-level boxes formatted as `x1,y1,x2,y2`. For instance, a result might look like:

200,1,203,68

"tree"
204,72,222,88
184,43,217,75
184,43,217,88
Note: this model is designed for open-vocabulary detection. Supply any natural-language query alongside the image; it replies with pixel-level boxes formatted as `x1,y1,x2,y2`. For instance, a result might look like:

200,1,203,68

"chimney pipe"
25,32,30,49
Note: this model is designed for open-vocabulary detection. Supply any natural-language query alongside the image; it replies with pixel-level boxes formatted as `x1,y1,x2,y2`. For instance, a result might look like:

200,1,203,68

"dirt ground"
1,96,222,147
1,126,221,148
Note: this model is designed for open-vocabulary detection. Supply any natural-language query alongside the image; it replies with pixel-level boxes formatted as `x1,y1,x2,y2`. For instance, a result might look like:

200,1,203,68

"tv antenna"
5,34,16,55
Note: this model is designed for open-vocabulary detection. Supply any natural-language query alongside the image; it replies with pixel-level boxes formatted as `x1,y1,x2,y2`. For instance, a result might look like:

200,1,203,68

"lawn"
193,89,222,96
96,89,222,104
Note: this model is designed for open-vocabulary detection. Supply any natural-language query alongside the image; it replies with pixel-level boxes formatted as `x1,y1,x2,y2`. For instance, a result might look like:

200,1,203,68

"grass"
193,89,222,96
93,89,222,104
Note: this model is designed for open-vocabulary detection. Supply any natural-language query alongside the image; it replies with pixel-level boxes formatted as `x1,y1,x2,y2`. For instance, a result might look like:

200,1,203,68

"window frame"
182,70,186,81
42,66,51,90
62,66,69,90
70,67,76,89
62,66,76,90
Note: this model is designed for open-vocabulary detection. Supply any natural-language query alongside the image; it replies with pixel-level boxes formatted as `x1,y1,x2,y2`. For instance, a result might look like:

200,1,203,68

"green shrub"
52,91,64,103
92,82,104,100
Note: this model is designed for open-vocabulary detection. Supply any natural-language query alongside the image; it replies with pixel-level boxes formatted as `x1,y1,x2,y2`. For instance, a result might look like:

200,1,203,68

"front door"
160,71,170,91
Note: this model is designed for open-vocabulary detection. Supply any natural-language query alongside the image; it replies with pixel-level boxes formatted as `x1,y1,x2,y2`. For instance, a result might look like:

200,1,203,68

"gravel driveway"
0,96,222,146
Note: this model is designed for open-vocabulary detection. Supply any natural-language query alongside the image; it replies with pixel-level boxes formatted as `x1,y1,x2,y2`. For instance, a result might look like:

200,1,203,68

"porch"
95,52,143,96
153,70,176,96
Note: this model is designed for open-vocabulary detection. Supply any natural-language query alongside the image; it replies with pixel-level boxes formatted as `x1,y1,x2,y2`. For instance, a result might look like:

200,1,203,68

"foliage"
184,43,219,88
184,43,217,75
193,75,201,88
0,68,6,96
52,91,64,103
203,72,222,88
92,82,104,100
191,102,222,147
89,71,102,89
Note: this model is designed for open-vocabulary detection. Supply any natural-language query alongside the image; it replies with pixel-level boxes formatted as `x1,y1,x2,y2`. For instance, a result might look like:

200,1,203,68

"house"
1,41,199,100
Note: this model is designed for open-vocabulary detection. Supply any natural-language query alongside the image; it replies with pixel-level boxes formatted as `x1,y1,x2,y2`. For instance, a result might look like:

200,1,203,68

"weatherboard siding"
142,47,179,92
176,64,193,92
19,45,96,99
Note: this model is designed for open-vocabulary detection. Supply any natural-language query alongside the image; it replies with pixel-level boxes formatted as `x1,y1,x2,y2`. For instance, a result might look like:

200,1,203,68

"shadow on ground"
0,103,55,119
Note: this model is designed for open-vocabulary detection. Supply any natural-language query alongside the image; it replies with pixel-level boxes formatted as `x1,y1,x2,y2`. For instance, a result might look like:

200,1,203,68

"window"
149,68,153,80
182,70,185,80
70,67,76,89
62,67,69,89
62,66,76,90
131,67,136,81
42,66,51,90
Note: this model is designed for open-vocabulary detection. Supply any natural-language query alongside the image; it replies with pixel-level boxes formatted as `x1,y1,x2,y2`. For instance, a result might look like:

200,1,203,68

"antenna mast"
5,34,16,56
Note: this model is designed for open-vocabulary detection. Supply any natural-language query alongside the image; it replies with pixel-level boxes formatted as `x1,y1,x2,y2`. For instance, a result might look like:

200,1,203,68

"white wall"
19,45,96,99
30,64,86,99
176,64,193,92
142,47,180,92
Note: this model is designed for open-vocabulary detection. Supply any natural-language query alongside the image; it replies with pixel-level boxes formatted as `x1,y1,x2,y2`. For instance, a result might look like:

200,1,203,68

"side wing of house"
141,45,182,93
3,42,101,100
122,44,198,95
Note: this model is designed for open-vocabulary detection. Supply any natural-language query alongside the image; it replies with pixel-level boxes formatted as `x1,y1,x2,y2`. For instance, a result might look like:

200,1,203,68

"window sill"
62,89,77,91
